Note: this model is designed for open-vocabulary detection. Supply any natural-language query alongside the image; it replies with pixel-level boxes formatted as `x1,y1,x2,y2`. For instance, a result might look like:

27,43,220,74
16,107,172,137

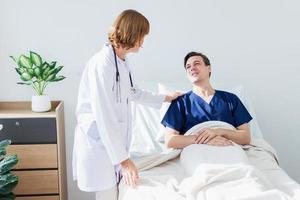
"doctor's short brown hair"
108,9,150,49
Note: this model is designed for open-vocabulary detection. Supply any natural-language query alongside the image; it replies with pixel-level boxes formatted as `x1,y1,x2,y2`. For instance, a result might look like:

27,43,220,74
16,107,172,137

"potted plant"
0,139,18,200
10,51,65,112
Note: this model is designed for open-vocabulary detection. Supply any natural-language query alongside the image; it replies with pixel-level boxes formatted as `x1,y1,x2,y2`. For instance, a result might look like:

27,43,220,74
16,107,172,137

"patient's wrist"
191,135,197,144
215,129,225,137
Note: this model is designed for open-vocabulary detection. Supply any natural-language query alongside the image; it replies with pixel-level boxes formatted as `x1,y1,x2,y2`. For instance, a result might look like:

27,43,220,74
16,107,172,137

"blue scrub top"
161,90,253,134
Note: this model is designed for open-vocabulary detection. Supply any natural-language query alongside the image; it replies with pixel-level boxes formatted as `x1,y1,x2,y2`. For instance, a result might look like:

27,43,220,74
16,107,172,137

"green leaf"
0,155,18,174
0,148,5,156
20,72,32,81
54,66,63,75
18,55,32,69
0,140,11,149
41,62,49,70
18,67,26,74
0,192,16,199
30,51,42,67
46,68,56,76
14,68,22,75
42,67,51,79
33,67,41,77
51,75,66,82
0,173,18,194
9,56,17,63
17,82,31,85
49,61,57,69
45,74,55,82
27,68,34,76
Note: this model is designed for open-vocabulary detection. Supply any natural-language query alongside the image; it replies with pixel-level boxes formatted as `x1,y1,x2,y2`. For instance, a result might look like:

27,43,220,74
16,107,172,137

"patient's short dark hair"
184,51,210,68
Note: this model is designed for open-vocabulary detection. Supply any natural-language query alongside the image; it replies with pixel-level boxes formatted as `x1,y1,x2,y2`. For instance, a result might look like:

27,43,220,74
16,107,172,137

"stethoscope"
112,46,134,103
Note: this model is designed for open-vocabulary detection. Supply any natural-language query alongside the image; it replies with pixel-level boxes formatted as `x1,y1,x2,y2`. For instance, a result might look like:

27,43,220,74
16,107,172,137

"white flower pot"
31,95,51,112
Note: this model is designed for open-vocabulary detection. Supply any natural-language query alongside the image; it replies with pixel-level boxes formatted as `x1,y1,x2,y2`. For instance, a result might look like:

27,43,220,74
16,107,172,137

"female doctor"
73,9,180,200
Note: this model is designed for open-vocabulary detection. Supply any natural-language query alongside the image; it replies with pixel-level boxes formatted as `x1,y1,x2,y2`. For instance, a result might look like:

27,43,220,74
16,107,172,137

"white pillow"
229,86,263,139
129,102,163,157
158,83,263,140
129,83,189,157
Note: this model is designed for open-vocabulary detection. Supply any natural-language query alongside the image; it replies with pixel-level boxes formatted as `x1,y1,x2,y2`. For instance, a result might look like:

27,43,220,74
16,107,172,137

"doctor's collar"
106,42,127,64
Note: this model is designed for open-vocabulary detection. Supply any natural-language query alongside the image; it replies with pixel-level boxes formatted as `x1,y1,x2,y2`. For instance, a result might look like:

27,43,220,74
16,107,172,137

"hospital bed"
119,84,300,200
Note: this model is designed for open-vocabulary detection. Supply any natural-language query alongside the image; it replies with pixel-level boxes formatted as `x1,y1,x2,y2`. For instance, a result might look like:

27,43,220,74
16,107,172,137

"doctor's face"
185,56,211,83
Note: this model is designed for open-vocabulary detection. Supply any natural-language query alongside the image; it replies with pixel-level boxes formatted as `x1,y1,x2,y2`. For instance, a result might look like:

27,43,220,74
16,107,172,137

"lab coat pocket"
83,121,103,149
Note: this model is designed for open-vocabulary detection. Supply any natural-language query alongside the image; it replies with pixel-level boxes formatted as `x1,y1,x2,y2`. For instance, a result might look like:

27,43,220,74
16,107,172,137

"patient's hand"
194,128,220,144
206,136,233,146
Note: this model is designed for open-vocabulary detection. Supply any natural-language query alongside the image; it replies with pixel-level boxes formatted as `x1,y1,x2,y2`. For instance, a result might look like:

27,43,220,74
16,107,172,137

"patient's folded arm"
216,123,251,145
165,127,196,149
165,127,233,148
206,136,233,146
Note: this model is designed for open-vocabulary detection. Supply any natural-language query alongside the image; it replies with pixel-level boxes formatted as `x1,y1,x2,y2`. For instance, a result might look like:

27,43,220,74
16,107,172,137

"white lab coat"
72,43,165,192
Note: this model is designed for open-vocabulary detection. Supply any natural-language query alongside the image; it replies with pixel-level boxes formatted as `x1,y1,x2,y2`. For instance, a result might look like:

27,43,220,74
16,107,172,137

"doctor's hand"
120,159,139,188
164,91,184,102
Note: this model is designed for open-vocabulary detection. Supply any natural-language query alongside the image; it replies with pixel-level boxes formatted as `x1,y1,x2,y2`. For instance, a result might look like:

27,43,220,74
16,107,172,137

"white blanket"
132,121,278,171
178,163,291,200
120,121,295,200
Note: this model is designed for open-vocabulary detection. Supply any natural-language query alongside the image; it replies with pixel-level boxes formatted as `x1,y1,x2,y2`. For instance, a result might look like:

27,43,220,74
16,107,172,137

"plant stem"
31,82,39,95
38,82,42,95
42,82,48,94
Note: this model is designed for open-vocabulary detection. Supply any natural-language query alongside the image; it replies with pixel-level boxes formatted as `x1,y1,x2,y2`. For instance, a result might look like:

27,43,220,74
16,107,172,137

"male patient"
161,51,253,148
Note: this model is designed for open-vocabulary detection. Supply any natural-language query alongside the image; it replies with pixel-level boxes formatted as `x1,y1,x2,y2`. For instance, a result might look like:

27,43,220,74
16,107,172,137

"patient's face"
185,56,211,83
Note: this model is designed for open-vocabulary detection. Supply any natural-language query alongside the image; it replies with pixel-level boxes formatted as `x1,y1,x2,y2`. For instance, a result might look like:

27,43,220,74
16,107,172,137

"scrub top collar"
191,89,219,105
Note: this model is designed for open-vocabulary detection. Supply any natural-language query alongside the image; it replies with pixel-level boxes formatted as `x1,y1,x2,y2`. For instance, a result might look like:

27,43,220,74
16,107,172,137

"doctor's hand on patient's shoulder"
120,159,139,188
164,91,184,102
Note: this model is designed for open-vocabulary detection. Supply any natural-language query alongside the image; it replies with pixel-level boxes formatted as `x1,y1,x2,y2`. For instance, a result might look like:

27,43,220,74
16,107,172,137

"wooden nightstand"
0,101,67,200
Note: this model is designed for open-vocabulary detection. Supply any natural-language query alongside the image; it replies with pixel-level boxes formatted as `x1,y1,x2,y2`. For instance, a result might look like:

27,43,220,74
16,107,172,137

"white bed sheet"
120,121,300,200
119,157,186,200
263,169,300,199
119,156,300,200
245,145,300,200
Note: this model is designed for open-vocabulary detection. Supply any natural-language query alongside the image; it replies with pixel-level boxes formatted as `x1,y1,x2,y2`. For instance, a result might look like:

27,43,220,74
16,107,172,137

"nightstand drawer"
7,144,58,169
0,101,67,200
17,196,59,200
0,118,57,144
13,170,59,195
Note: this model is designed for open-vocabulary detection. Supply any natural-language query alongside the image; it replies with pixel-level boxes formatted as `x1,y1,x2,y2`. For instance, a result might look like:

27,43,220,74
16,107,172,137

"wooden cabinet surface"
0,101,67,200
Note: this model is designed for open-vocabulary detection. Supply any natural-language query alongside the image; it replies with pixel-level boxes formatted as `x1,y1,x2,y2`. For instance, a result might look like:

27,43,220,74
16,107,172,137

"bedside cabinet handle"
0,124,3,131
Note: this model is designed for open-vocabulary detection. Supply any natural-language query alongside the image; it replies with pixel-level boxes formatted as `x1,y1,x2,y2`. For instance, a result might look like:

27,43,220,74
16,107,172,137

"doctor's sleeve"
89,64,128,165
131,87,165,109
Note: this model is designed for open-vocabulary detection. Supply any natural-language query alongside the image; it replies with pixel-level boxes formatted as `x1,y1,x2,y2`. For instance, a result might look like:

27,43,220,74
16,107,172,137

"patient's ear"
207,65,211,72
207,65,212,78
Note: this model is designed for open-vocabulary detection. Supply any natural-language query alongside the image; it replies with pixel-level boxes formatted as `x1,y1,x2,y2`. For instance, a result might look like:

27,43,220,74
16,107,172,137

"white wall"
1,0,299,199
